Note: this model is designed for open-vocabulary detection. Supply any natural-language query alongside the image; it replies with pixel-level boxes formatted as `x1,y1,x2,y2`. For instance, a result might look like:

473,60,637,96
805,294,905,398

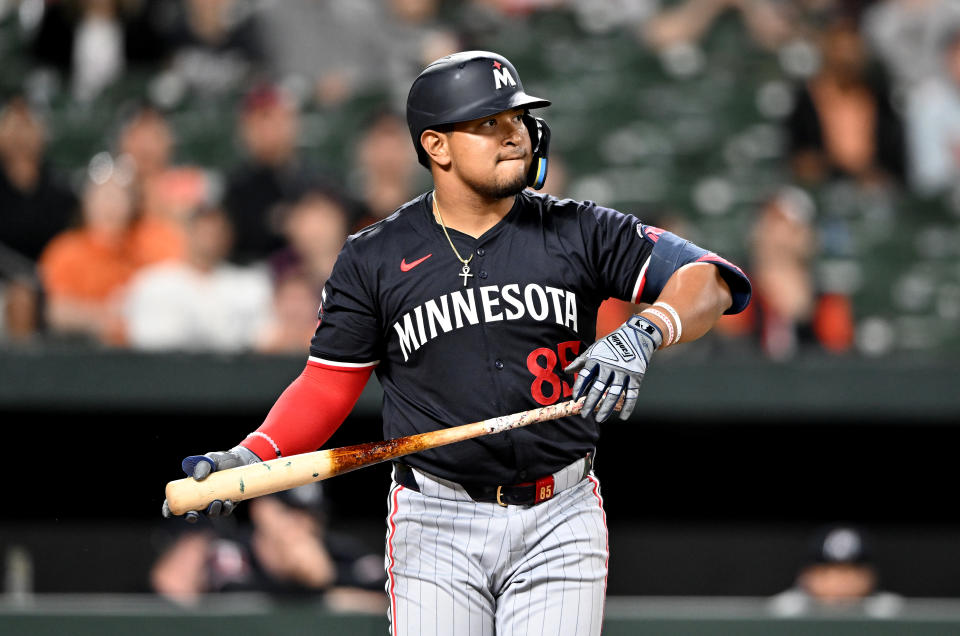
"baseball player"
163,51,752,635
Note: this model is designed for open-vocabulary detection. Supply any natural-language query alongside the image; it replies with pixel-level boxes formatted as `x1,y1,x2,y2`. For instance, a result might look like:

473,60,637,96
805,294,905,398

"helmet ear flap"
524,115,551,190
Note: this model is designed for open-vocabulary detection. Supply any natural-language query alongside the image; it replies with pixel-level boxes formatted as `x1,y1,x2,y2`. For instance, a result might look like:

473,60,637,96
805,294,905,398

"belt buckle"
496,485,507,507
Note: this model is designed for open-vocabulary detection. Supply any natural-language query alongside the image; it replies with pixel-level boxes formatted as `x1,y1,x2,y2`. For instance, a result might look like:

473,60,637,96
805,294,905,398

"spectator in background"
863,0,960,91
258,0,385,107
256,191,349,354
787,17,906,186
0,96,77,264
769,525,903,617
117,104,174,186
640,0,794,53
39,166,182,345
256,272,321,354
906,28,960,196
1,277,39,343
379,0,461,108
116,104,216,227
223,84,317,264
160,0,265,96
270,190,349,293
717,187,853,359
28,0,126,102
70,0,125,102
28,0,168,99
124,205,272,352
351,111,421,229
0,96,77,340
152,483,386,610
261,0,458,110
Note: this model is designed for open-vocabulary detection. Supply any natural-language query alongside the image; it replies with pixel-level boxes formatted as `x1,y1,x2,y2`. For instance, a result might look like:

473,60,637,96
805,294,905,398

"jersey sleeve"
634,225,752,315
579,203,656,304
309,240,382,370
582,204,751,315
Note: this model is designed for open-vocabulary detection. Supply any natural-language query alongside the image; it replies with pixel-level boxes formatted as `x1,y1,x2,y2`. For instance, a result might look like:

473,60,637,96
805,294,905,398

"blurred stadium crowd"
1,0,959,359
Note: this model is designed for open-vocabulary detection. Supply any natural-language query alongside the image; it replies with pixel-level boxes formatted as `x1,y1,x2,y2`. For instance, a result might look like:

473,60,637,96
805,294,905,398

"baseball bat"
165,397,596,516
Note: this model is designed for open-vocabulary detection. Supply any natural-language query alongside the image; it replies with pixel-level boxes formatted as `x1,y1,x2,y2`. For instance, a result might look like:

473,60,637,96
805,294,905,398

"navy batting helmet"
406,50,552,190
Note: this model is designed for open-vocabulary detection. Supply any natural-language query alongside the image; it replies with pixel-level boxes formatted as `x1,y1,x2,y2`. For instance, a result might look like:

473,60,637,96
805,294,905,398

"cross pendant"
459,264,473,287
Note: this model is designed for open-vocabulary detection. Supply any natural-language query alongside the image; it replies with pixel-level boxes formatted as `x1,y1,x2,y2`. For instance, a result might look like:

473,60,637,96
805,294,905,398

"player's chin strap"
524,115,551,190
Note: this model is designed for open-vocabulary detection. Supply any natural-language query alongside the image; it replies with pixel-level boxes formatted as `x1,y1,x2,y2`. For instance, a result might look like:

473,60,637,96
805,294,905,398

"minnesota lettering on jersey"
393,283,578,361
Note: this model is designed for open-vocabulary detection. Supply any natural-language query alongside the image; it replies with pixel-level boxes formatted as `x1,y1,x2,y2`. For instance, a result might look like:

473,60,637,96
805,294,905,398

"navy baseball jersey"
310,190,750,484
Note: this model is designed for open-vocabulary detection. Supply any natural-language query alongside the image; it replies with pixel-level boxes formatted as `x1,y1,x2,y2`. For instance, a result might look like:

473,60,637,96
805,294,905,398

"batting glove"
161,446,261,523
564,315,662,423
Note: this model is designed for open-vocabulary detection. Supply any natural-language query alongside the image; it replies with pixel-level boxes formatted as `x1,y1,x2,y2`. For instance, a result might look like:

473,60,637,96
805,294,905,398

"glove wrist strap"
640,308,673,347
628,314,664,350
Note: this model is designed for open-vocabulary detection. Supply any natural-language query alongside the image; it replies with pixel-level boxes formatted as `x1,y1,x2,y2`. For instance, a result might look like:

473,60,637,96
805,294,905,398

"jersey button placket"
476,247,488,278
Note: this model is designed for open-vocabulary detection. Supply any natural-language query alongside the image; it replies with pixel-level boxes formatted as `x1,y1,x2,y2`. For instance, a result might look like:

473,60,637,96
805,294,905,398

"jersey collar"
422,191,523,246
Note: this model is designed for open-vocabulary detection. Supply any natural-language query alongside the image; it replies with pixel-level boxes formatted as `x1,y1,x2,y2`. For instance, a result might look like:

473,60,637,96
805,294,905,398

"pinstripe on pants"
384,463,608,635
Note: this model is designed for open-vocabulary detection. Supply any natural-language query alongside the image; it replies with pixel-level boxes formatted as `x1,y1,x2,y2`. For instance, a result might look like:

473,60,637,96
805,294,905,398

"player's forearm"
640,263,732,348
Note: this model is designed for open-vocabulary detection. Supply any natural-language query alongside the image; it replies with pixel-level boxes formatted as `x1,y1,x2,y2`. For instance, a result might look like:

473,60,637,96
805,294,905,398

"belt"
393,453,593,507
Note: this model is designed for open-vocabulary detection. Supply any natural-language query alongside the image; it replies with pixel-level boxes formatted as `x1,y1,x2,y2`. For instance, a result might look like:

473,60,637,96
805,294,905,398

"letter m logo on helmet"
492,61,516,90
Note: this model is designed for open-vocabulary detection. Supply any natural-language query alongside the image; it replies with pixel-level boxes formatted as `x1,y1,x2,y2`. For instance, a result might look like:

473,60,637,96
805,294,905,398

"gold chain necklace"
433,192,474,287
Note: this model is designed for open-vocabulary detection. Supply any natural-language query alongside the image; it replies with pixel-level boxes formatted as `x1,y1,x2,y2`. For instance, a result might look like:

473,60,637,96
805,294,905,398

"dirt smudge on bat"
327,436,429,477
239,478,245,494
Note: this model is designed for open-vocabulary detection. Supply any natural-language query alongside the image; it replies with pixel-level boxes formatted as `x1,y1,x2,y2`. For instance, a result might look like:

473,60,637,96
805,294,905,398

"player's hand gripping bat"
165,397,615,516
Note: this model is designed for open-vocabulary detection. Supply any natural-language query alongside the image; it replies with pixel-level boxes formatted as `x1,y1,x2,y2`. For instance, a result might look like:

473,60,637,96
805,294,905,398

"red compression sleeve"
239,363,372,459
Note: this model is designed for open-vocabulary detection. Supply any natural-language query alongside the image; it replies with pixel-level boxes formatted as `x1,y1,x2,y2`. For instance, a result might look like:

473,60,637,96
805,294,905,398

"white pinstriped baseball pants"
384,460,608,636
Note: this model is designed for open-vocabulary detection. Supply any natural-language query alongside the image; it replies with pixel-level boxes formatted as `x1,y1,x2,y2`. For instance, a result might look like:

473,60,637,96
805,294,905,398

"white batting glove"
161,446,261,522
564,315,662,422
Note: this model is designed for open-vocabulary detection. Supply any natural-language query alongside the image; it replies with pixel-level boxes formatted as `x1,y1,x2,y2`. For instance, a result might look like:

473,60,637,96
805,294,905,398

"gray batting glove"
161,445,261,523
564,315,662,423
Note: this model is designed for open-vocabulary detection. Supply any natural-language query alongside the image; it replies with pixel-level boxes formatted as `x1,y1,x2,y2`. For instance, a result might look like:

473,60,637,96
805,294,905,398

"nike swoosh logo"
400,253,432,272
